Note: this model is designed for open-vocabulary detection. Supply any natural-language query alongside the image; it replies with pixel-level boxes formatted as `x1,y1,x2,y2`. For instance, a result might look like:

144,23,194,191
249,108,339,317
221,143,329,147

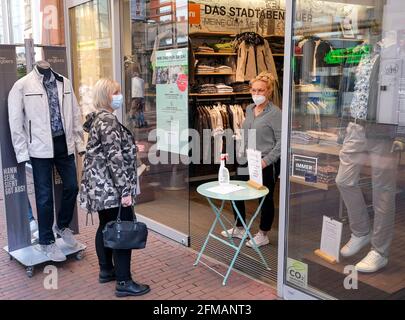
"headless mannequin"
36,60,52,81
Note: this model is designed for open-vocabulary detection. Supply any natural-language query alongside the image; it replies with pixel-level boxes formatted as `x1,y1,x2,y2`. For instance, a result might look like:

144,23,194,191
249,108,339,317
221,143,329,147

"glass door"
68,0,114,116
120,0,190,245
280,0,405,300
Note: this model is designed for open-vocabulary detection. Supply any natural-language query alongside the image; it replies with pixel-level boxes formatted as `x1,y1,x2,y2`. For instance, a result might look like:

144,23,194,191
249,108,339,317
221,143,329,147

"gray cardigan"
241,102,282,167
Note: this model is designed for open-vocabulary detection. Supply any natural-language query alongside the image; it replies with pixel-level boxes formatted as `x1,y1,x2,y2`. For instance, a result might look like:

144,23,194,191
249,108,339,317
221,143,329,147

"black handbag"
103,205,148,250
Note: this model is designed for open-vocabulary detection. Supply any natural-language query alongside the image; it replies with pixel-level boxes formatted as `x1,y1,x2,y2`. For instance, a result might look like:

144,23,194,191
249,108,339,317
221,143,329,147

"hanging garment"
235,36,281,107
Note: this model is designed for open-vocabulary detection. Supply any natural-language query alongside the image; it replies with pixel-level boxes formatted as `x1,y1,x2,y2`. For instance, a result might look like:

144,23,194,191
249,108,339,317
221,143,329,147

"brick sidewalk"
0,204,278,300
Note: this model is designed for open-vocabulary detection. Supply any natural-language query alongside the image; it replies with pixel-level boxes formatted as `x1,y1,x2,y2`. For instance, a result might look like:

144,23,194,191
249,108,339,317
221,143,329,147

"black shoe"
99,269,116,284
115,280,151,297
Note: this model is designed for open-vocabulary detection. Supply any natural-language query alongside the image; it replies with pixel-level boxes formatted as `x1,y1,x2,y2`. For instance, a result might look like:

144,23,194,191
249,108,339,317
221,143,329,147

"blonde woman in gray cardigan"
221,72,282,248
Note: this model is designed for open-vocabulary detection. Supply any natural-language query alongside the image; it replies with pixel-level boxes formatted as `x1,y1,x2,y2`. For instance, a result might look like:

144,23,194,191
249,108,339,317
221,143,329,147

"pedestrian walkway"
0,203,278,300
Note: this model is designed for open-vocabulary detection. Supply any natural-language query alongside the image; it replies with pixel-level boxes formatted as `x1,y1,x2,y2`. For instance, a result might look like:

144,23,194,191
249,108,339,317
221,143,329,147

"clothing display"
191,32,283,109
7,64,85,246
196,45,215,53
190,27,283,182
317,165,338,184
43,72,64,137
297,36,334,86
215,84,233,93
196,64,233,74
349,53,380,120
291,131,319,145
193,103,245,163
8,66,85,162
306,130,339,146
234,32,281,107
231,82,250,93
210,42,234,53
336,122,399,258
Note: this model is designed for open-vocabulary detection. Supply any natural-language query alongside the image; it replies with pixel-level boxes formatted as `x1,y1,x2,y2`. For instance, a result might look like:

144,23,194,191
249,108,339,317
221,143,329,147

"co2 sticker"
286,258,308,289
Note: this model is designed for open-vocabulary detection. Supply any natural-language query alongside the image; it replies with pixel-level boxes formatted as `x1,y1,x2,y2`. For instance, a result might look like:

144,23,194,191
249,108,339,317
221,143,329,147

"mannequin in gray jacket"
336,40,405,273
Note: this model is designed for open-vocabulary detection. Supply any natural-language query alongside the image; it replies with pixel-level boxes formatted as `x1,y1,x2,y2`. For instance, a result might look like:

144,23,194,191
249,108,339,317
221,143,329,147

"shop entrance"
187,0,285,286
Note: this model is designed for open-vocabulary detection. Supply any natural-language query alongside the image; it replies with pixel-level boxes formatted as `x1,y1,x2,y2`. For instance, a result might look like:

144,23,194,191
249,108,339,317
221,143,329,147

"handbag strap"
116,204,137,223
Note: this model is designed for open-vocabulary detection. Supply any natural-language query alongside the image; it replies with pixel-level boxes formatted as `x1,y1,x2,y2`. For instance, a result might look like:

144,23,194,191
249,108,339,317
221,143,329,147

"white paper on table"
320,216,343,262
247,149,263,186
206,184,245,195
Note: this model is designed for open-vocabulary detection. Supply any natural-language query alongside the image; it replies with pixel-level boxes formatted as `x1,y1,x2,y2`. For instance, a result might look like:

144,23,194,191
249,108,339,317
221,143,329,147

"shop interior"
120,0,285,285
286,0,405,299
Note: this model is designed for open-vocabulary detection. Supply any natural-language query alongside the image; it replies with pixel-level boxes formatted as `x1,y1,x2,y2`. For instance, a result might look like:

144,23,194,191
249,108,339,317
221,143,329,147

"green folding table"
194,181,270,285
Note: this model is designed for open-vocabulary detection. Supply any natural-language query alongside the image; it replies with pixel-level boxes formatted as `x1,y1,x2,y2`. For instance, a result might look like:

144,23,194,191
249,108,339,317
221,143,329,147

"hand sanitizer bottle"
218,154,230,186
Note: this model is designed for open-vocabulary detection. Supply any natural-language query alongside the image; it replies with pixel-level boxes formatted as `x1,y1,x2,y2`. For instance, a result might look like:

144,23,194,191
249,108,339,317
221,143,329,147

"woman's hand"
121,195,132,207
262,160,267,169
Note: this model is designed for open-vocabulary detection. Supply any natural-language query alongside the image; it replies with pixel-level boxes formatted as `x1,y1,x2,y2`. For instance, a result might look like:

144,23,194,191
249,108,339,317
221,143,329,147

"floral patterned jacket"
80,110,137,212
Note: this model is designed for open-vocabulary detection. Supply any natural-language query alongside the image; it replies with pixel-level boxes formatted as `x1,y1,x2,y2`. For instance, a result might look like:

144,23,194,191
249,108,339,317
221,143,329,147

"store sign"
287,258,308,289
189,3,202,25
156,48,189,156
292,154,318,180
43,46,68,76
0,45,31,252
294,1,363,37
189,0,285,36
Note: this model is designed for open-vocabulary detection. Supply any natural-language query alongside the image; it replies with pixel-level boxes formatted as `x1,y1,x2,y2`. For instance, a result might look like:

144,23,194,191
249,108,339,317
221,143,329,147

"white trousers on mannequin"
335,122,399,257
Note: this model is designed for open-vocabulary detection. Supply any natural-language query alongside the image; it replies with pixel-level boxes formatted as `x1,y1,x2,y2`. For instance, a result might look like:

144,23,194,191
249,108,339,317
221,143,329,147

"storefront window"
122,0,190,236
0,0,65,45
284,0,405,299
69,0,113,115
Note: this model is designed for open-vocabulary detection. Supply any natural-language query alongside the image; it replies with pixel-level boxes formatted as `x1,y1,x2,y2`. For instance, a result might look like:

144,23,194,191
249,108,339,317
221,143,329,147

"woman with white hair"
80,79,150,297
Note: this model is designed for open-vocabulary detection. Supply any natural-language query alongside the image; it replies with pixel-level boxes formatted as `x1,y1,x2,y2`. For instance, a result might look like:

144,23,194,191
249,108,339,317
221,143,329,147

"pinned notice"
246,149,264,190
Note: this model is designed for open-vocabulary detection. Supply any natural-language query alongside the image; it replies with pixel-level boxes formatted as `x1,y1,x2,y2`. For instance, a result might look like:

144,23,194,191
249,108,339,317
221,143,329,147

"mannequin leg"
336,123,370,237
53,135,78,230
368,139,399,257
30,158,55,245
54,154,78,230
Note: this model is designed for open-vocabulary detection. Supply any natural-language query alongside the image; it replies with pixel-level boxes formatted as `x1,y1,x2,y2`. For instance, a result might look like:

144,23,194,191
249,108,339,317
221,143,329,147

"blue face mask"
111,94,123,110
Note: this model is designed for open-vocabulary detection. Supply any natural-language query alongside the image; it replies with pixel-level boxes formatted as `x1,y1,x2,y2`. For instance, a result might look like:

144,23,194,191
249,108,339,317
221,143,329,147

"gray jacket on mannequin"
8,66,85,163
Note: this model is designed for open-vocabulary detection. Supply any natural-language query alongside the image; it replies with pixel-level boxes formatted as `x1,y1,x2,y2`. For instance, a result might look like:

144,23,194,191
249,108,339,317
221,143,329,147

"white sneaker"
355,250,388,273
38,243,67,262
54,226,78,248
340,234,371,257
246,232,270,248
221,227,245,239
30,220,38,235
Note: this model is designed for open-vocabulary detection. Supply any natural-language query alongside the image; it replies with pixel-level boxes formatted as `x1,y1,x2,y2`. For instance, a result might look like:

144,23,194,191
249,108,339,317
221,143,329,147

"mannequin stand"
5,239,86,278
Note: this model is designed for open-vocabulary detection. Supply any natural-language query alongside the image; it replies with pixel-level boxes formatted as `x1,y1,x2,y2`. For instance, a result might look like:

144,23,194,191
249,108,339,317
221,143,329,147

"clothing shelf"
190,31,236,37
190,92,250,97
196,72,235,76
290,176,331,190
194,52,237,56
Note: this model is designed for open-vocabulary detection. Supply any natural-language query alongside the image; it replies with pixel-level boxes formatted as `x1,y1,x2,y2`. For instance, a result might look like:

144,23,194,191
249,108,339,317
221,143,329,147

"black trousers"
233,160,280,232
96,207,133,282
31,135,78,245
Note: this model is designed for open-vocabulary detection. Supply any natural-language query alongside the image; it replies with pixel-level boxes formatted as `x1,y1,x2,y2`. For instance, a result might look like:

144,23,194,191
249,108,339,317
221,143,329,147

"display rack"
194,52,237,56
195,72,235,76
